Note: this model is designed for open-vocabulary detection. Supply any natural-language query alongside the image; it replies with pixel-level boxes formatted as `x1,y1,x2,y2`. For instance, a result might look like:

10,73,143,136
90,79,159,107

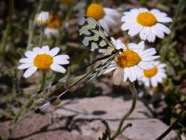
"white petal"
156,23,171,35
128,24,143,36
142,56,159,61
19,58,33,63
23,66,37,78
150,9,160,14
104,8,121,18
124,68,130,81
145,78,150,87
130,9,140,15
49,47,60,56
41,45,50,53
128,67,137,82
134,66,143,78
158,64,166,68
104,64,117,74
139,27,150,40
121,22,132,31
99,19,109,33
33,47,41,54
113,67,123,85
138,61,153,69
54,54,69,59
152,25,165,39
50,64,66,73
25,51,35,58
137,41,145,49
140,48,156,57
155,12,172,23
18,63,33,69
157,16,172,23
53,55,70,65
104,16,117,26
121,15,135,22
151,78,158,87
139,8,148,13
147,29,156,42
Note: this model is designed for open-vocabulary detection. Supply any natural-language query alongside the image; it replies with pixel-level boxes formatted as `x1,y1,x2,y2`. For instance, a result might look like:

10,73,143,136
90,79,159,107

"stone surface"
0,111,96,140
0,95,178,140
53,95,178,140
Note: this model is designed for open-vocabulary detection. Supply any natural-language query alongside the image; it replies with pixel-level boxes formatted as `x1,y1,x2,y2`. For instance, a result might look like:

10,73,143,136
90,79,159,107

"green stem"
111,82,137,140
26,0,44,50
26,20,34,50
1,0,14,64
155,111,186,140
40,70,47,90
10,97,34,136
55,2,73,46
39,27,44,47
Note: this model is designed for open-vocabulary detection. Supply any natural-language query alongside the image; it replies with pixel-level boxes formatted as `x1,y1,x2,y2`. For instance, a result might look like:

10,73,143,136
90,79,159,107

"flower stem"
55,2,73,46
0,0,14,65
40,70,46,90
26,0,44,50
39,26,44,47
111,82,137,140
155,111,186,140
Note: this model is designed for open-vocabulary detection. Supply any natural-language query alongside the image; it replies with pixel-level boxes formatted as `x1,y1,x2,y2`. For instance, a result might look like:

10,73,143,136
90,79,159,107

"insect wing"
78,16,116,53
88,52,118,82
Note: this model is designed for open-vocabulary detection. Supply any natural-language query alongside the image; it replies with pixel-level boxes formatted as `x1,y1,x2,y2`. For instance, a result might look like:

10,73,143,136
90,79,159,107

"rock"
54,95,178,140
0,95,178,140
0,111,96,140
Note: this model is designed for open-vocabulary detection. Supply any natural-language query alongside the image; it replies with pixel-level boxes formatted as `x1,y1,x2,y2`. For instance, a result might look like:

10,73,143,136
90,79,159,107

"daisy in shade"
36,11,49,26
44,14,62,39
140,61,167,87
104,38,159,85
121,8,172,42
86,3,121,33
18,45,69,78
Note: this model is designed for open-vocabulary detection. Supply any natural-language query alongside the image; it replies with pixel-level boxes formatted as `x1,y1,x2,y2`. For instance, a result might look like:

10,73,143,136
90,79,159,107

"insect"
33,16,122,114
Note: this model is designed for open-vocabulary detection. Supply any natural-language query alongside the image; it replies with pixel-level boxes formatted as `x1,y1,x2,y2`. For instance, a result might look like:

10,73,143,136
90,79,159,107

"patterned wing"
87,51,119,82
78,16,116,53
33,16,120,114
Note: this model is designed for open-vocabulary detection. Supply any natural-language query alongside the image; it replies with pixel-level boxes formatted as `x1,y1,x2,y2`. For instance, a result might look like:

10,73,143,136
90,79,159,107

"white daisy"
86,3,121,33
36,11,49,25
18,45,69,78
121,8,172,42
140,61,167,87
104,38,159,85
44,14,62,39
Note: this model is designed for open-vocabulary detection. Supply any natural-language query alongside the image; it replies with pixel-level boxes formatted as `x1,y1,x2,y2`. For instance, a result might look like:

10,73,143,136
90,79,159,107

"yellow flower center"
48,14,62,29
136,12,157,27
37,18,49,26
144,65,158,78
34,54,53,69
116,50,141,68
86,3,105,20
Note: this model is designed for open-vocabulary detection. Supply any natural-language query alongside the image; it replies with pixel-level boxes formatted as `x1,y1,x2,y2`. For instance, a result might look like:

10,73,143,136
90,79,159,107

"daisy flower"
86,3,121,33
44,14,62,39
18,45,69,78
36,11,49,26
104,38,159,85
140,61,167,87
121,8,172,42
